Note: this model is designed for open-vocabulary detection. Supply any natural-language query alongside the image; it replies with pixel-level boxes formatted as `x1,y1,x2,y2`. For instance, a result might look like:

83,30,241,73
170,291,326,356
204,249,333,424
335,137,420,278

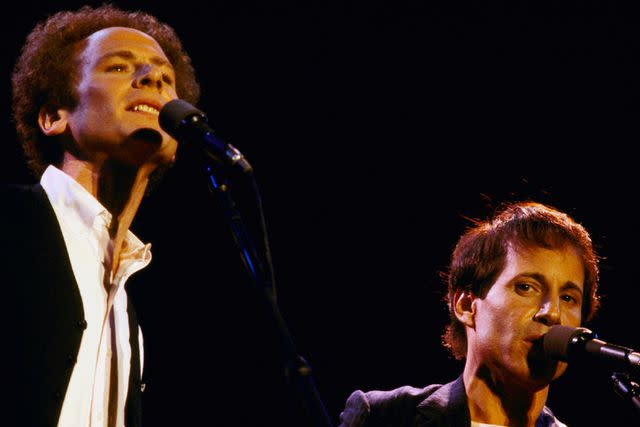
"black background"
3,1,640,425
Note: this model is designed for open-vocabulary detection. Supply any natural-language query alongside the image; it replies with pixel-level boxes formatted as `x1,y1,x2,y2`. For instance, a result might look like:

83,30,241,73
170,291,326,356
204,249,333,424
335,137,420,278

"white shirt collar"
40,164,151,262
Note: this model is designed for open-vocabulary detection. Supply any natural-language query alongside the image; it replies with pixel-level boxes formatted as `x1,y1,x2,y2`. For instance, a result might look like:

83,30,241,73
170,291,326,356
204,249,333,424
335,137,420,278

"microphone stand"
204,162,334,427
611,372,640,418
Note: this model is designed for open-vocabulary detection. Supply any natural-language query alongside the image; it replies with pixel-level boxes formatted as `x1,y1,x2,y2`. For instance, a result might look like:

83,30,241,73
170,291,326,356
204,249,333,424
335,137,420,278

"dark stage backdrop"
3,1,640,425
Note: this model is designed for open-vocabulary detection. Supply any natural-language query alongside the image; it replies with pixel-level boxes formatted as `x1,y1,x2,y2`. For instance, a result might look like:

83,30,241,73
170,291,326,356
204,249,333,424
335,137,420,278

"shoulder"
0,182,33,200
0,183,44,216
0,183,53,256
338,383,443,427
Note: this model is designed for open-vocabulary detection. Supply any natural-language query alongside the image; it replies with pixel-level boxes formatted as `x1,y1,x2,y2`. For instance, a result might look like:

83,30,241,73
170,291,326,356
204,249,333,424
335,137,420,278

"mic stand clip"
611,372,640,418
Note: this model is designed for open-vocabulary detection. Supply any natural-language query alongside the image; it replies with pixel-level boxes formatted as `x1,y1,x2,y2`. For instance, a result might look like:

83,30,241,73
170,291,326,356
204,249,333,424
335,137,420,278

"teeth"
131,104,159,114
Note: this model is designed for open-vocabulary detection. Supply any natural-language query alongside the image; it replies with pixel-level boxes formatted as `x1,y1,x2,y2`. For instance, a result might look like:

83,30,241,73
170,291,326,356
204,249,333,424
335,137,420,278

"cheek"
476,297,530,339
474,303,510,343
80,82,121,112
166,87,178,100
562,307,582,327
76,91,112,124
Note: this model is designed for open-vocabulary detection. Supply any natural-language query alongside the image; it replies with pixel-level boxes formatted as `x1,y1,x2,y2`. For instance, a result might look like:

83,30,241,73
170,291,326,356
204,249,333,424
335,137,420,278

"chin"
526,354,566,388
120,128,176,167
152,138,178,166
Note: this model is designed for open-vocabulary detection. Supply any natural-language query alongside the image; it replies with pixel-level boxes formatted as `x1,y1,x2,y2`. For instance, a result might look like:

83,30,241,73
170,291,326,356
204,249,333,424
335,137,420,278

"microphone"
543,325,640,373
159,99,253,174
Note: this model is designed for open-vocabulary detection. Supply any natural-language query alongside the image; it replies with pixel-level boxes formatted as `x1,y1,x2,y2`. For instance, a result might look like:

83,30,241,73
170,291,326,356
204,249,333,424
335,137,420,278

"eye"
162,73,174,86
561,294,580,305
515,282,539,295
105,64,129,72
516,282,532,291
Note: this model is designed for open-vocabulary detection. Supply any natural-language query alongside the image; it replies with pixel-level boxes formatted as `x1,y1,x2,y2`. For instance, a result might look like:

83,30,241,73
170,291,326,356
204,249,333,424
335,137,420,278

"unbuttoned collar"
40,165,150,260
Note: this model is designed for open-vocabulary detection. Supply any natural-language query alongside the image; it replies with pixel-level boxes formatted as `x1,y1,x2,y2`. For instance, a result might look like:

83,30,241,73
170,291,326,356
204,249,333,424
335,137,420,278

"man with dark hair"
3,5,199,426
338,202,599,427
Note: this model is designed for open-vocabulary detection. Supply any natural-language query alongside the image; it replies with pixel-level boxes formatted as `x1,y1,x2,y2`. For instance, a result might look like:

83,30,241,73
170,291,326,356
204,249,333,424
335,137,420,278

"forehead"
504,244,585,289
80,26,168,63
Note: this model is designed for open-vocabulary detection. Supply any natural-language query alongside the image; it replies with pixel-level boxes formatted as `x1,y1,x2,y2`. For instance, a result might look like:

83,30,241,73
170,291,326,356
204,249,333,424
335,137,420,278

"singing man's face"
64,26,179,167
467,244,585,390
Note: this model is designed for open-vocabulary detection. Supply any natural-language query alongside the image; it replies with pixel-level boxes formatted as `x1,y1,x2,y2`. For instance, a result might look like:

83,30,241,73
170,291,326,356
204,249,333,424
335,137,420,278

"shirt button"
77,319,87,330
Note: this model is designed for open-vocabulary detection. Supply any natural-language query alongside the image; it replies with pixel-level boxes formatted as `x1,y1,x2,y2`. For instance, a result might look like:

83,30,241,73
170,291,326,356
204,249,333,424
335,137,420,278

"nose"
533,297,561,326
132,64,163,91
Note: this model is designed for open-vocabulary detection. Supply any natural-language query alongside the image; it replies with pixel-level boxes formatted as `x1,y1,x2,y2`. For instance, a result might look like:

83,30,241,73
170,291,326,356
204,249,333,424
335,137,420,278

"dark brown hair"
12,4,200,177
443,201,600,360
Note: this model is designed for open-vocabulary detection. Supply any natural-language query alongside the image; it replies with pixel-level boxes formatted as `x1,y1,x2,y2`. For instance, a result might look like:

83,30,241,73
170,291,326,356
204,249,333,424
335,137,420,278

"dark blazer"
338,375,566,427
2,183,142,427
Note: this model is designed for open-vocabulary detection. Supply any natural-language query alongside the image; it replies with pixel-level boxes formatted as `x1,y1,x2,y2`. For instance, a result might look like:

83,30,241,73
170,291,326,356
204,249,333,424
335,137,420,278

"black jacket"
338,375,566,427
2,183,142,427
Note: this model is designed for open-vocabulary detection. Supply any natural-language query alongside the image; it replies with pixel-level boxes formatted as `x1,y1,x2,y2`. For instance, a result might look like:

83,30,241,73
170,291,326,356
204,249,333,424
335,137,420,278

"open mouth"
126,101,161,115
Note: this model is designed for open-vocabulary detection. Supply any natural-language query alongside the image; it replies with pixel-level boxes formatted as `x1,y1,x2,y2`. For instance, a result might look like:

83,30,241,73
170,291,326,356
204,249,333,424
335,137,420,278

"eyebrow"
515,272,584,297
97,50,174,70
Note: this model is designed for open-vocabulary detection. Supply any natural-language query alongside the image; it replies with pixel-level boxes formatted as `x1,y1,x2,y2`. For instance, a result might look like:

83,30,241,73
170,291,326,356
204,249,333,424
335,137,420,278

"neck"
463,363,549,427
61,153,154,273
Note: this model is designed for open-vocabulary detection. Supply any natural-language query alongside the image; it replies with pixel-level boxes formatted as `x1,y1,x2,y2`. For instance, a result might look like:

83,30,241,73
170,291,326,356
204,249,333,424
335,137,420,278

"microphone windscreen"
543,325,580,361
159,99,206,135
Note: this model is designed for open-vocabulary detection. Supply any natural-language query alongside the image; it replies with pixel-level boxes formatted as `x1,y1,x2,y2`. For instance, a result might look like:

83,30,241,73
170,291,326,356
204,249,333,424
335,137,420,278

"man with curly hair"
3,5,199,426
338,202,600,427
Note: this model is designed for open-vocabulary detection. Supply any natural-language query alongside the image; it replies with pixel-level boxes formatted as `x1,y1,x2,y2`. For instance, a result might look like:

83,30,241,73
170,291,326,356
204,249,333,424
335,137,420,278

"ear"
453,290,477,328
37,105,69,136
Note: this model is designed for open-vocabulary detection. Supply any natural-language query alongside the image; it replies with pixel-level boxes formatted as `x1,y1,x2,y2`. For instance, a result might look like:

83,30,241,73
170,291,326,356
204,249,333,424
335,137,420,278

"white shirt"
41,166,151,427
